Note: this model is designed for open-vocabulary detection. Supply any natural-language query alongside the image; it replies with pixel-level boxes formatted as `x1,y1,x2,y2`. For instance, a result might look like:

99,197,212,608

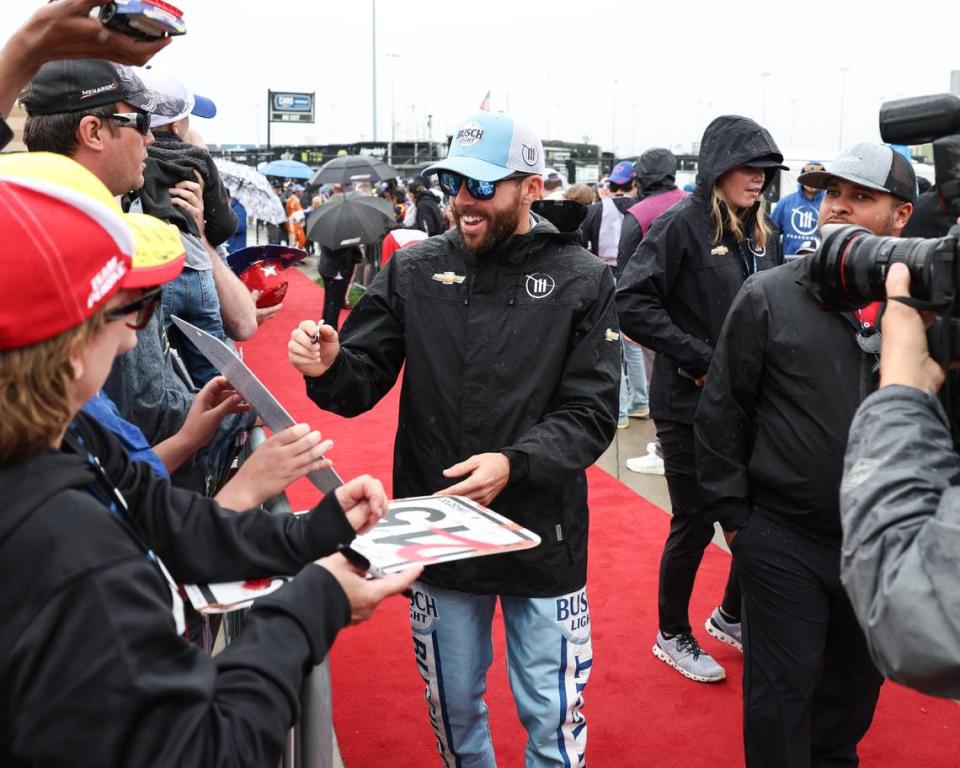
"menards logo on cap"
80,81,119,100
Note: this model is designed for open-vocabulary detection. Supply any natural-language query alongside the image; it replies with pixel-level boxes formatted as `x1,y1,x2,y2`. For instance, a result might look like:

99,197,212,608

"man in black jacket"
695,142,916,767
411,177,445,236
289,111,620,768
581,159,638,268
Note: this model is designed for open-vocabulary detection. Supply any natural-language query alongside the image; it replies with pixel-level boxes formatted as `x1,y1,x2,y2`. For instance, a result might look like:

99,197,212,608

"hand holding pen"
288,317,342,379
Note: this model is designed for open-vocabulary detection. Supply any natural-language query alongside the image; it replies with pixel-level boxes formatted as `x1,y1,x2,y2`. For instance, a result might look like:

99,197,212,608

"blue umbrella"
261,159,314,180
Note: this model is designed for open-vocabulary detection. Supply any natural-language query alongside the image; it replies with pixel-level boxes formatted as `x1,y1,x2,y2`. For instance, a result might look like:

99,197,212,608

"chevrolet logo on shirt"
605,329,620,342
431,272,466,285
710,245,729,256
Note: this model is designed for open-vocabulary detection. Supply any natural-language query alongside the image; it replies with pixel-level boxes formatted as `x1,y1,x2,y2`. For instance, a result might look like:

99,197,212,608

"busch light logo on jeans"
556,587,592,766
456,121,485,147
409,585,439,631
556,588,591,639
409,584,455,766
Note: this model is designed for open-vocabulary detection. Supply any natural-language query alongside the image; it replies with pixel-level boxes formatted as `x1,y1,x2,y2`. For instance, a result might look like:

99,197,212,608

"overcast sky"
8,0,960,158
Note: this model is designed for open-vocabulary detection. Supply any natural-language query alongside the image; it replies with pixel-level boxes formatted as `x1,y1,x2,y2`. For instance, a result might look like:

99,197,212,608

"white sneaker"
705,607,743,652
653,632,726,683
626,441,664,475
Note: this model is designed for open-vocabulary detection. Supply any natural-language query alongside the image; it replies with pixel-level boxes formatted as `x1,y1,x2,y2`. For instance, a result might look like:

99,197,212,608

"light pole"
839,67,851,149
790,98,797,147
611,79,618,155
387,53,400,144
371,0,377,141
631,101,637,154
546,73,552,138
760,71,771,125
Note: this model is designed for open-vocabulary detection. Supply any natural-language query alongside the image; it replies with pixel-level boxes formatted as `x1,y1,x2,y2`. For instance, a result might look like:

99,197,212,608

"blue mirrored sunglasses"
437,171,528,201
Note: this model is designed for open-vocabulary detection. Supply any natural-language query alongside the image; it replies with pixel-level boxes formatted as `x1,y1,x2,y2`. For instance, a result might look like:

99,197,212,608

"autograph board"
185,495,541,614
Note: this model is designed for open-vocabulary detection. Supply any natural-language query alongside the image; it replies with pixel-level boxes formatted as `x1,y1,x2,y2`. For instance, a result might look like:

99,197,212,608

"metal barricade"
220,425,338,768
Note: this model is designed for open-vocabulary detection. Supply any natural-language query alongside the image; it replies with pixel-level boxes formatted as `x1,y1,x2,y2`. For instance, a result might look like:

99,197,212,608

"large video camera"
810,93,960,366
811,223,960,361
880,93,960,216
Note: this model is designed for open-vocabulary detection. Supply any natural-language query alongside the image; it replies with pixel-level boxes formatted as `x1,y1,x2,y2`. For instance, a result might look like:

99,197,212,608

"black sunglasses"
104,286,162,330
438,171,529,201
109,112,152,136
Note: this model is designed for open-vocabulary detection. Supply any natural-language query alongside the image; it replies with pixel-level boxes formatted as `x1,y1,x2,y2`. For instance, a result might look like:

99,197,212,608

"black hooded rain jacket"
616,115,784,424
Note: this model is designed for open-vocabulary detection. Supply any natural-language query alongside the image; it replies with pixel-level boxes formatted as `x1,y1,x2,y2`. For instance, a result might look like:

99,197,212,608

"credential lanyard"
62,426,186,632
737,241,759,277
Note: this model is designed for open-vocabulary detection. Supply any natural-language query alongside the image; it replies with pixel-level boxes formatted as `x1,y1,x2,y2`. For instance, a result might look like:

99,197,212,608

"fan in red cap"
227,245,307,308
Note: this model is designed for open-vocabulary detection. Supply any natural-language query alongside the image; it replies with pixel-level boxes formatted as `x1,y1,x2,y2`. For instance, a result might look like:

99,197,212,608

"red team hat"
227,245,307,308
0,153,185,350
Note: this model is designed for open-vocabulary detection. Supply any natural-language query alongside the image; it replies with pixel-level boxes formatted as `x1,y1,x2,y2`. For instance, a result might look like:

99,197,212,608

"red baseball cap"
0,153,185,350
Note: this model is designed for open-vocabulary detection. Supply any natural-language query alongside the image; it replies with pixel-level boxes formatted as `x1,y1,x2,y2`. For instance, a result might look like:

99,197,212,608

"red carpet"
241,269,958,767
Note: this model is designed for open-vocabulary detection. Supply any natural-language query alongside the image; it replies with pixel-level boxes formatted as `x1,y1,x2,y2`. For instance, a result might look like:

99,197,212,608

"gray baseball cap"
798,143,917,203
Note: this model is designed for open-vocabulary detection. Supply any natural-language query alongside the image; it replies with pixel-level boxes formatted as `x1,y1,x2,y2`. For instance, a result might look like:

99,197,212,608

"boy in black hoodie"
0,151,418,767
135,68,256,386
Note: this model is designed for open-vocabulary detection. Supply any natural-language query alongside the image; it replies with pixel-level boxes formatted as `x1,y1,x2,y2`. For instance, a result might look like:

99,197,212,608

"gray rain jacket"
840,385,960,698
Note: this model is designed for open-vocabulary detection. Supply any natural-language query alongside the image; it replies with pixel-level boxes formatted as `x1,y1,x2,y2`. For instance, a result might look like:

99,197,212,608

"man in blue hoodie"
771,161,826,257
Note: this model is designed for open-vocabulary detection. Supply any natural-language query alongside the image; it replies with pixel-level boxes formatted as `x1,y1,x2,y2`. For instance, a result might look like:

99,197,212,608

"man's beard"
454,204,523,254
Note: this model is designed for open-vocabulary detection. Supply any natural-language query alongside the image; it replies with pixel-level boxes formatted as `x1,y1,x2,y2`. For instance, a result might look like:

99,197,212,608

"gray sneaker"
653,632,726,682
705,607,742,652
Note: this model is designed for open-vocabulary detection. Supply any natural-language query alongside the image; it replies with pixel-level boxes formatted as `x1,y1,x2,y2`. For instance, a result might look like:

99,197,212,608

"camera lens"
810,224,950,309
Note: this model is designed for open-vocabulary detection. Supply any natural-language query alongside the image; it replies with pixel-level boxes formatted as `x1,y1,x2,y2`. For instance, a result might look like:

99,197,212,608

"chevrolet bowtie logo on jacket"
431,272,466,285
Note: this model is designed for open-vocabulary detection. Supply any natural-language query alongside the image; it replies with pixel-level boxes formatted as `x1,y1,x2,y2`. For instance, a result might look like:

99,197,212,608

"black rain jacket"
616,115,784,424
615,147,683,280
414,191,445,237
0,413,355,767
304,216,621,596
694,257,880,546
580,195,636,259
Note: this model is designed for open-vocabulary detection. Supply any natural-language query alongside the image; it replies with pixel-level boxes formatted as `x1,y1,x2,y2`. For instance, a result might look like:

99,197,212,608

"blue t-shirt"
771,186,825,256
81,391,169,477
226,198,248,254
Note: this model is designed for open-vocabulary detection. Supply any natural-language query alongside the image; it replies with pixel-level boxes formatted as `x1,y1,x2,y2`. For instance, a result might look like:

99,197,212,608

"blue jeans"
618,336,649,418
410,583,592,767
161,267,224,387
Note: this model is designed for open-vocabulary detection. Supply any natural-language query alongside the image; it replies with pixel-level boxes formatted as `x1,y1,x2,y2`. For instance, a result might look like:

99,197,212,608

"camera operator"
839,258,960,699
695,143,916,767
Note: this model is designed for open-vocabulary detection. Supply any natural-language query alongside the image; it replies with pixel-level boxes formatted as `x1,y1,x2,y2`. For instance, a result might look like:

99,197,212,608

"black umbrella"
306,196,393,249
345,190,397,218
309,155,399,187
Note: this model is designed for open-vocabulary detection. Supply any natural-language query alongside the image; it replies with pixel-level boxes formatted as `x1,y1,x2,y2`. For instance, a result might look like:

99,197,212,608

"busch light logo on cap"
456,121,485,147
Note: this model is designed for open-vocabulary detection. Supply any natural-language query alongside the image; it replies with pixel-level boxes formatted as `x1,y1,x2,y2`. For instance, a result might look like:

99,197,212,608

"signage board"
269,91,315,123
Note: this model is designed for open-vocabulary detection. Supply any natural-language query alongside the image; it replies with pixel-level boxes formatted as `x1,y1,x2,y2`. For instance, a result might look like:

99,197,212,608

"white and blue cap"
423,112,545,181
134,67,217,128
